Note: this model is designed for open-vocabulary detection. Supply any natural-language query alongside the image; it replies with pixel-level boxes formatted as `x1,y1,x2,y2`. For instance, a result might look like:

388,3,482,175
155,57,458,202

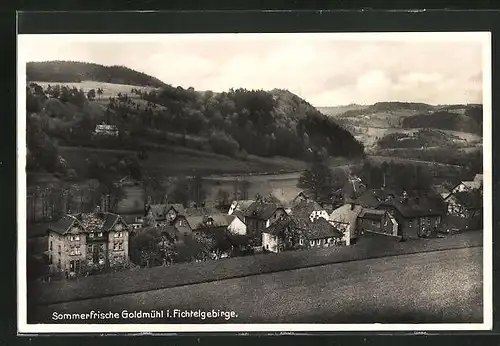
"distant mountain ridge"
27,61,167,88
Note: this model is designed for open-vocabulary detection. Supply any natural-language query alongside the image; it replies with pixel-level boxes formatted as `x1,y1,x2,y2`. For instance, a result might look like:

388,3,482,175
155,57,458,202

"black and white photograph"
17,32,492,333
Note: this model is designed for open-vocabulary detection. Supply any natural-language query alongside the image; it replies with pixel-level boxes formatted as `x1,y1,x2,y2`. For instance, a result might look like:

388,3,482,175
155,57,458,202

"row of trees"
296,157,452,202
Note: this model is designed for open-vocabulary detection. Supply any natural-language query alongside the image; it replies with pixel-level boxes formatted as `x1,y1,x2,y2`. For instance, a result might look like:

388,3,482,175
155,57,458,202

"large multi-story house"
244,201,287,247
354,189,445,239
47,211,129,276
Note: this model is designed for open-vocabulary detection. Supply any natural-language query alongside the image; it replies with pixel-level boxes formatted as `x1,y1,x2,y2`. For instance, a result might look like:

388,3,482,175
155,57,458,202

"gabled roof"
431,184,451,199
265,214,343,240
244,201,282,220
147,203,185,220
354,189,445,218
47,215,77,235
329,203,363,225
229,200,255,212
358,208,387,220
184,206,219,217
186,214,230,230
48,212,124,235
290,200,324,218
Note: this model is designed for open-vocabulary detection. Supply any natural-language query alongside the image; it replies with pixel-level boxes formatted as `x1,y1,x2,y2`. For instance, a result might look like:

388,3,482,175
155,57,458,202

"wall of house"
310,210,329,222
398,215,441,238
358,218,382,234
108,221,130,265
227,218,247,235
262,233,279,253
265,209,287,228
329,221,351,246
167,209,178,222
48,230,87,274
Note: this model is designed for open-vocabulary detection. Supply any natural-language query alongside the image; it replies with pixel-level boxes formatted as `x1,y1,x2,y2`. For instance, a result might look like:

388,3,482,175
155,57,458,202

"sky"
19,34,486,107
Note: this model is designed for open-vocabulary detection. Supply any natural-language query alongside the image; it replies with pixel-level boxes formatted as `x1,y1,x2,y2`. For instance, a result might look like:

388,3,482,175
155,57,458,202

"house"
186,214,231,237
442,188,483,231
431,184,452,201
171,215,193,238
449,174,483,194
145,203,185,227
244,201,287,246
47,211,129,276
354,189,445,239
184,206,220,217
262,214,344,253
226,214,247,235
356,208,399,237
290,200,329,222
328,203,363,245
228,200,255,215
121,213,144,231
292,191,316,205
93,123,119,136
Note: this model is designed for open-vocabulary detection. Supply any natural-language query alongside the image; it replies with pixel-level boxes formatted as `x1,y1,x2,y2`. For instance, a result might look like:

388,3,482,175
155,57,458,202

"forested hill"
26,80,365,175
26,61,166,88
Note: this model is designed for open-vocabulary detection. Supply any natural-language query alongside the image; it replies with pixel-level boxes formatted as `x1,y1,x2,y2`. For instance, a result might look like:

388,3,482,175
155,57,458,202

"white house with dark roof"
46,211,129,276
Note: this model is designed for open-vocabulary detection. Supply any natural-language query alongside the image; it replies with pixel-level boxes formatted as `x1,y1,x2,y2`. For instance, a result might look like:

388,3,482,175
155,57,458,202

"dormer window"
98,232,103,237
114,231,123,238
89,233,94,238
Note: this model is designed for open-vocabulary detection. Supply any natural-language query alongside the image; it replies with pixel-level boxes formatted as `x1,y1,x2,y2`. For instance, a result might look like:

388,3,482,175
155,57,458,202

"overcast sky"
20,34,485,106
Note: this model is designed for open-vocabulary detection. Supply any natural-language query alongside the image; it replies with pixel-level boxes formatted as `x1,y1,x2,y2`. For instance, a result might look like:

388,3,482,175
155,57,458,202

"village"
28,167,483,281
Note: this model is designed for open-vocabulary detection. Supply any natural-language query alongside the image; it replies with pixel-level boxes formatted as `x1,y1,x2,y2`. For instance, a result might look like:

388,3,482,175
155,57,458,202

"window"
98,232,103,237
299,239,304,245
114,242,123,251
89,233,94,238
310,240,315,247
372,220,377,226
316,239,321,246
57,245,61,254
49,241,53,251
408,220,412,228
70,245,81,256
57,259,61,269
114,231,123,238
99,244,104,251
87,244,94,253
70,235,80,242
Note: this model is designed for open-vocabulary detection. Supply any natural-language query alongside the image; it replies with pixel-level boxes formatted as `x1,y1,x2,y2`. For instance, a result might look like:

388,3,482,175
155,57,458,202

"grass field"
33,81,158,99
59,145,308,178
32,246,483,324
31,230,482,307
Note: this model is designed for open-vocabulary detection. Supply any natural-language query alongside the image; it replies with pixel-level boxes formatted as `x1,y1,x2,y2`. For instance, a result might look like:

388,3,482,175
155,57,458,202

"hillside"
26,79,364,184
401,108,483,134
317,104,367,117
26,61,167,88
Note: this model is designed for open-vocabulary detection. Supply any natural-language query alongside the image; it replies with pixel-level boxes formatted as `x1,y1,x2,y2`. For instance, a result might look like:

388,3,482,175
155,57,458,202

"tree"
297,160,336,201
129,227,163,267
240,180,251,200
216,189,230,208
87,89,96,101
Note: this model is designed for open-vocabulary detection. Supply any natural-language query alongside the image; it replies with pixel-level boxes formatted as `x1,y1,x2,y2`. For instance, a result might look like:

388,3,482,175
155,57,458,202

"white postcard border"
17,31,493,334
